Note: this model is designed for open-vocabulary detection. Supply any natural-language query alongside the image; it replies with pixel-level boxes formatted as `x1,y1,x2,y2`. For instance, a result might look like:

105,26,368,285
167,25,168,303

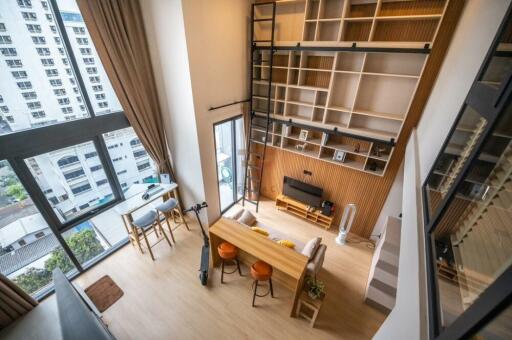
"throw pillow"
251,227,269,237
238,209,257,226
277,240,295,249
225,208,244,220
301,237,322,259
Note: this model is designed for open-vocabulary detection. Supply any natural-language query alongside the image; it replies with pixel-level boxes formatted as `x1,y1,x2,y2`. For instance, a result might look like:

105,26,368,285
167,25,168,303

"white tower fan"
335,204,356,245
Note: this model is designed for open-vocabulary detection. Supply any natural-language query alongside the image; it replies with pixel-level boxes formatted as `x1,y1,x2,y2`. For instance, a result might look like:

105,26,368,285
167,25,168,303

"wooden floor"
56,198,385,339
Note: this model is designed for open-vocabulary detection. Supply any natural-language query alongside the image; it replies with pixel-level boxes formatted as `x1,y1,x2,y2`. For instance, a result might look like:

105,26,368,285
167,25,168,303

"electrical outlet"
303,170,312,176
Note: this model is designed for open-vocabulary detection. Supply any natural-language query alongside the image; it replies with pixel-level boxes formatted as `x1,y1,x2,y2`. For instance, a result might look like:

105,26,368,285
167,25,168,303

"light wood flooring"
50,198,386,339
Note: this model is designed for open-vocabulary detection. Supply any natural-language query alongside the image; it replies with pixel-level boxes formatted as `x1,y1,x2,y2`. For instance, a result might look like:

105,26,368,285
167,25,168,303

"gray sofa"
226,208,327,279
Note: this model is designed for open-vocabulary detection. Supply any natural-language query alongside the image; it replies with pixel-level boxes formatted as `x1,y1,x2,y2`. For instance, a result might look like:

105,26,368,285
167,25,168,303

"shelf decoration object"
299,129,309,141
333,150,346,162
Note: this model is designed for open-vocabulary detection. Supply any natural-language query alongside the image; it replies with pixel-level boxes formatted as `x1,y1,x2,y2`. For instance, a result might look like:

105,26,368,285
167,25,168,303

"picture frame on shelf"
333,150,346,162
296,143,307,152
321,132,329,146
299,129,309,141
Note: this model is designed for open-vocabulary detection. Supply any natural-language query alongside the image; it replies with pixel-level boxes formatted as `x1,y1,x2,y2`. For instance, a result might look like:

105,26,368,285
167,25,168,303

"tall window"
0,0,158,299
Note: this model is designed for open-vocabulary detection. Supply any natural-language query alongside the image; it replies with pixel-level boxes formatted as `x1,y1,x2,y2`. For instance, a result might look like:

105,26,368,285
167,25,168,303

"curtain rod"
209,99,250,111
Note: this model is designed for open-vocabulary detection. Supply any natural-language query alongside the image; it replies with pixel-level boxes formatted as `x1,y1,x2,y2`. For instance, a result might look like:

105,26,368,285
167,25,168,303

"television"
283,176,323,207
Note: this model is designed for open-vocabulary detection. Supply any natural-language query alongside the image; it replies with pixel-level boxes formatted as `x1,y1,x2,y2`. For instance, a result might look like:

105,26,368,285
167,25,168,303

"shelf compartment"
306,0,320,20
349,114,401,139
275,86,286,101
252,97,274,113
315,91,327,107
288,69,299,85
251,129,270,145
372,19,439,42
272,135,282,147
324,109,350,128
325,135,370,156
319,0,344,19
312,107,325,123
282,137,321,158
346,1,377,18
275,101,285,115
253,83,275,98
290,51,301,68
301,70,331,88
317,21,340,41
287,87,316,106
255,2,306,42
354,74,417,118
273,53,290,67
342,21,372,42
378,0,446,17
369,142,392,161
271,68,288,83
285,102,313,120
363,52,426,77
303,21,317,41
329,73,359,110
287,126,323,145
303,52,335,70
336,52,365,72
365,158,386,175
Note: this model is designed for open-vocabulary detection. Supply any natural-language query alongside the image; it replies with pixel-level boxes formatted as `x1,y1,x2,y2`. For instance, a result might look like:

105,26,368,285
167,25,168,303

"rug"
84,275,124,312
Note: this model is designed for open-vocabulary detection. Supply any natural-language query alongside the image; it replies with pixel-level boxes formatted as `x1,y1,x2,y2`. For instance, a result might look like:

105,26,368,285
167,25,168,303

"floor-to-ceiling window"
214,116,245,213
0,0,157,299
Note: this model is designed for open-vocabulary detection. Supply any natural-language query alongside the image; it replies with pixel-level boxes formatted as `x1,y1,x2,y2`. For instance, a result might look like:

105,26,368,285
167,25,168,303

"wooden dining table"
114,183,181,251
209,218,309,317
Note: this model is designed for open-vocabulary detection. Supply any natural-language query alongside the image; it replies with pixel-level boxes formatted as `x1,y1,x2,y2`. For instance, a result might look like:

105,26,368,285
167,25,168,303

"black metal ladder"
242,2,276,212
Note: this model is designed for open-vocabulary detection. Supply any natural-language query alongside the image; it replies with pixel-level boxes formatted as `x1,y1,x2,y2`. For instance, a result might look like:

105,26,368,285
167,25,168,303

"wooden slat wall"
258,0,466,238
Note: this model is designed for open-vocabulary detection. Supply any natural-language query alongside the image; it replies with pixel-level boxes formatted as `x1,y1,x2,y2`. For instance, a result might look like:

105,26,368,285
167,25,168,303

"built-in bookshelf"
252,49,427,144
250,0,450,176
250,115,392,176
254,0,448,48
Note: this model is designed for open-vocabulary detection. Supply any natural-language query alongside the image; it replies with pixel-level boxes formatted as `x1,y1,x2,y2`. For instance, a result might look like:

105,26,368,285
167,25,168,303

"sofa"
225,208,327,279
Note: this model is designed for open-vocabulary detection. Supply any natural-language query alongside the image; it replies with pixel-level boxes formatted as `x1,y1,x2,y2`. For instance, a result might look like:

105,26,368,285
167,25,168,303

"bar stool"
155,198,189,244
217,242,242,283
131,210,172,261
250,260,274,307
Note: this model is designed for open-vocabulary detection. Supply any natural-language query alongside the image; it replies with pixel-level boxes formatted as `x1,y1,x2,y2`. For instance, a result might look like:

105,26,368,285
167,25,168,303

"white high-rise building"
0,0,157,221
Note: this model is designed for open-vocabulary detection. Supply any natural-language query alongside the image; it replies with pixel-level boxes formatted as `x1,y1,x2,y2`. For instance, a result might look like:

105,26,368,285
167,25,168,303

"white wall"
141,0,251,224
141,0,207,221
371,161,404,242
181,0,251,224
374,1,510,338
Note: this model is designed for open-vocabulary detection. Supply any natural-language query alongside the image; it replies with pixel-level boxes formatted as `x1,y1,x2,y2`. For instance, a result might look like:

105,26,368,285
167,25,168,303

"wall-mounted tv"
283,176,323,207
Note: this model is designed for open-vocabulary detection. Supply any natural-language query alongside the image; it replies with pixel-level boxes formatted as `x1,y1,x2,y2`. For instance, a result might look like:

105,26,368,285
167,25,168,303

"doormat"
84,275,124,312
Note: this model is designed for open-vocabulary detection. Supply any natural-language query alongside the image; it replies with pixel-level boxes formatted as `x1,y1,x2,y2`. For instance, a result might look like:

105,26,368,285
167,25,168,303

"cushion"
301,237,322,260
238,209,257,226
224,207,244,220
277,240,295,249
250,227,269,237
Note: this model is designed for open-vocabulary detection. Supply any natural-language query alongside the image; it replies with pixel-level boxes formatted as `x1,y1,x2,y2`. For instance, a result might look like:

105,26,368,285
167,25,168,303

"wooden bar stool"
155,198,189,244
250,260,274,307
217,242,242,283
131,210,172,261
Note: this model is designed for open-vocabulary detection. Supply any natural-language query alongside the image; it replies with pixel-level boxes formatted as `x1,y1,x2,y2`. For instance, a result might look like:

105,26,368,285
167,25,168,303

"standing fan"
335,204,356,245
183,202,209,285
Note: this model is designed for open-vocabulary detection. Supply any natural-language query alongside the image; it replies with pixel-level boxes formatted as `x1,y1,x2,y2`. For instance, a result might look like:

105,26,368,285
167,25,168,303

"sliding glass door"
214,116,245,213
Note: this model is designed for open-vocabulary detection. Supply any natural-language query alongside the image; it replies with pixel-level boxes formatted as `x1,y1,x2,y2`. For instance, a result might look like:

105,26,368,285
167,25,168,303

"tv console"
276,194,333,230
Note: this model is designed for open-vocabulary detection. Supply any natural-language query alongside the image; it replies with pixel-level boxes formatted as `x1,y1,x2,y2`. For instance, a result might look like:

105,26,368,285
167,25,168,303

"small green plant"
306,276,325,300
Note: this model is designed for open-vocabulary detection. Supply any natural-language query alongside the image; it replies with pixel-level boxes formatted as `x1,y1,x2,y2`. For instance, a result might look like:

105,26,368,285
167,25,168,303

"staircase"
242,2,276,212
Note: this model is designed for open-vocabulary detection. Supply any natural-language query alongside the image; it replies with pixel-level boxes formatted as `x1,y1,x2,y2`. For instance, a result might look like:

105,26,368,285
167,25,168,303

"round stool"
250,260,274,307
217,242,242,283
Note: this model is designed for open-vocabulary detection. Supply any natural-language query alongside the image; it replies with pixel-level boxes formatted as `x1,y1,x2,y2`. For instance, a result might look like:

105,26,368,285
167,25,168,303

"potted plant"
305,276,325,300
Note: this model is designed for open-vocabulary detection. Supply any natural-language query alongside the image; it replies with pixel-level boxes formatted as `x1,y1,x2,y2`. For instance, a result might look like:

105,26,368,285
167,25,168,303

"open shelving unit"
254,0,448,48
249,0,450,176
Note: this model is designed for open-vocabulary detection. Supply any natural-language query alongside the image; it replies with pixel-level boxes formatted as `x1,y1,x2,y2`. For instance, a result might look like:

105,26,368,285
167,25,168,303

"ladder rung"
247,164,262,170
245,188,259,194
249,151,263,157
253,78,270,81
244,199,258,205
254,40,272,43
253,18,273,22
246,176,261,182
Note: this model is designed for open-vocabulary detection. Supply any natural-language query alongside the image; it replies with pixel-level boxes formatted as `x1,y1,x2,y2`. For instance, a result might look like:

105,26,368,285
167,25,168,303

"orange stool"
250,260,274,307
217,242,242,283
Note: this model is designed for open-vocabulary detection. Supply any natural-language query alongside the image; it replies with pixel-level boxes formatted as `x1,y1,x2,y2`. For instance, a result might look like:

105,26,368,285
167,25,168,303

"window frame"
422,6,512,339
0,0,137,299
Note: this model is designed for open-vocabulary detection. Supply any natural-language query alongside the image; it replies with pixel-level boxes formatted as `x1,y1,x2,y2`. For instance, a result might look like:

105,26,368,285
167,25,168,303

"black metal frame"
0,0,137,299
254,42,431,54
213,115,245,215
422,6,512,339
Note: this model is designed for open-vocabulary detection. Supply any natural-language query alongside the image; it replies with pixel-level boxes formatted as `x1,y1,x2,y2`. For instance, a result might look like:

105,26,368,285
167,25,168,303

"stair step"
253,18,273,22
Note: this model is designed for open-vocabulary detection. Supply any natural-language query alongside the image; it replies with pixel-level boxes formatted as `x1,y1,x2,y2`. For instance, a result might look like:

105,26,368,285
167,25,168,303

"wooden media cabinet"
276,194,334,230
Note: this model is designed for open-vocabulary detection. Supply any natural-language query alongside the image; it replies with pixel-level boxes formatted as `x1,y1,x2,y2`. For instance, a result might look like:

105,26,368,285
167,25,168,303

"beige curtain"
0,274,37,330
76,0,176,180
